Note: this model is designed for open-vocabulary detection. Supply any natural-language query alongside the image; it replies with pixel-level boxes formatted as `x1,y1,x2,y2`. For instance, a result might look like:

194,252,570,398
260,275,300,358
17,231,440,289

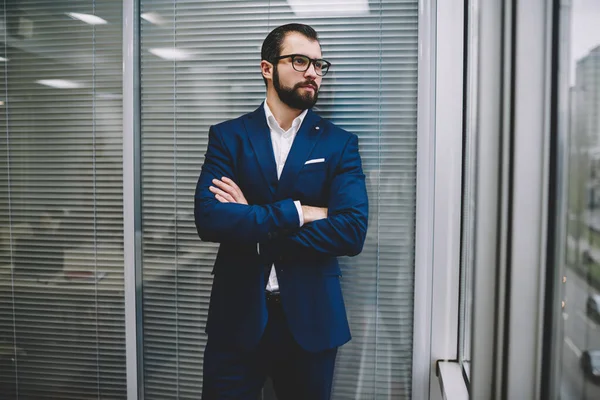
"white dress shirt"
264,100,306,292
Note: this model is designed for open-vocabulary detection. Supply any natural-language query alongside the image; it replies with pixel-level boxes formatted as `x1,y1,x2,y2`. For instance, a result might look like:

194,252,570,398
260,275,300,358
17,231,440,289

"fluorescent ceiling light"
149,48,194,61
66,12,108,25
287,0,369,16
36,79,82,89
141,12,166,25
0,57,8,62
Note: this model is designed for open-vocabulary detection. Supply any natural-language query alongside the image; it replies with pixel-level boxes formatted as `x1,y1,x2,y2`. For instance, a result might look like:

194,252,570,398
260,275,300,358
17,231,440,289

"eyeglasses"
272,54,332,76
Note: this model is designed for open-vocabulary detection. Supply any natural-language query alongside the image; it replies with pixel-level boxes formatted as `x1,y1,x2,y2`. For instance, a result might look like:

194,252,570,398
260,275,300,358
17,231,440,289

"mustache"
295,81,318,91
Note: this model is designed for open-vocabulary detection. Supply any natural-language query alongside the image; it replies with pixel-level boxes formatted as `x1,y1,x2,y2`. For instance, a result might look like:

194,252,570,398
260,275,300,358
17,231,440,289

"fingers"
211,179,238,200
213,177,243,199
211,177,248,205
209,185,235,202
222,177,241,192
215,194,229,203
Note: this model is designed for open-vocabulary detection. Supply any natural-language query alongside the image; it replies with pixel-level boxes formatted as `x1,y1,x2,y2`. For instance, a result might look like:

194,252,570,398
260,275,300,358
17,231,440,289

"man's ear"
261,60,273,81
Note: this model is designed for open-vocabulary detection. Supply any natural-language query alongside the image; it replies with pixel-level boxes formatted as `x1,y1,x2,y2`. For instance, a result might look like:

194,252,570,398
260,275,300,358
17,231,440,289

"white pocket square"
305,158,325,165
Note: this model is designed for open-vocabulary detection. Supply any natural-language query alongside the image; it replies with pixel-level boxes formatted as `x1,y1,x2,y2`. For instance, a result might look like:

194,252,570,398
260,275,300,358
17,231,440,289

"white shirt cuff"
294,200,304,227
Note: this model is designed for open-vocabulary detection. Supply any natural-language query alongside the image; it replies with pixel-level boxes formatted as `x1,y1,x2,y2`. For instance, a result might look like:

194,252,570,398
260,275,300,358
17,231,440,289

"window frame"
412,0,467,399
468,0,555,398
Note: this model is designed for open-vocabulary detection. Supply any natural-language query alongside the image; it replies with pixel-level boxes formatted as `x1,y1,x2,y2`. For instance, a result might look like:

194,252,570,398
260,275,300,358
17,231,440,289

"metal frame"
123,0,143,397
503,0,553,397
429,0,466,397
458,0,480,381
469,0,508,397
412,0,466,398
544,0,571,398
437,361,469,400
470,0,554,398
411,0,436,397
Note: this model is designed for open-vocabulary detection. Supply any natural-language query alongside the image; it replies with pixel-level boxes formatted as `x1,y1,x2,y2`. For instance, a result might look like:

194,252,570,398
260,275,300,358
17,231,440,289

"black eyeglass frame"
271,54,332,76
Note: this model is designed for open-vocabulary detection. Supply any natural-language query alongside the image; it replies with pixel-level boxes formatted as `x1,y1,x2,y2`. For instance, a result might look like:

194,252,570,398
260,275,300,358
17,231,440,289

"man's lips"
299,84,317,91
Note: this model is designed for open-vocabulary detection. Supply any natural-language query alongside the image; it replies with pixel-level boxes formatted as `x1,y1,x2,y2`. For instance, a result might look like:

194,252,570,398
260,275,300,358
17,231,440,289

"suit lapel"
244,105,279,196
276,110,322,199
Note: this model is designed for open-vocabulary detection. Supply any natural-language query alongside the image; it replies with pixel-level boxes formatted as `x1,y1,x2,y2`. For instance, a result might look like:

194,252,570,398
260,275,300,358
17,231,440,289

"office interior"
0,0,599,399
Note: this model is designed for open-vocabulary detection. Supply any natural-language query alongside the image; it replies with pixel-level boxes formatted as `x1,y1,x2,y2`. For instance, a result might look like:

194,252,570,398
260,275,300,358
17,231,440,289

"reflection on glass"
560,1,600,399
0,1,125,398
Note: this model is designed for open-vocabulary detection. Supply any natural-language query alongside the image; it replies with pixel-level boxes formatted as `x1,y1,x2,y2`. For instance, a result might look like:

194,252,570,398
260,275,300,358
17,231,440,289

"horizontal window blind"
0,1,125,398
140,1,418,398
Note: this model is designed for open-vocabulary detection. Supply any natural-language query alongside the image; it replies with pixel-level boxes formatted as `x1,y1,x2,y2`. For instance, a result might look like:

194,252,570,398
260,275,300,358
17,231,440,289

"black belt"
265,291,281,305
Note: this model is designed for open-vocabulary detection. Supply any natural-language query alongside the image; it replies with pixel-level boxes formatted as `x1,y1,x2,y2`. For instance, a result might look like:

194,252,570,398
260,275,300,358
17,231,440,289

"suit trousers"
201,295,338,400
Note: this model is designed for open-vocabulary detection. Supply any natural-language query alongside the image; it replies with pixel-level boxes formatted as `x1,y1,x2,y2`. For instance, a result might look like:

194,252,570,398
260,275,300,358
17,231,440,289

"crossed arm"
208,177,328,224
194,126,368,257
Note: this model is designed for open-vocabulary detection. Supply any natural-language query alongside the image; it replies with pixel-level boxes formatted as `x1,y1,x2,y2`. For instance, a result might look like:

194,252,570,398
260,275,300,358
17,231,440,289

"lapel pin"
315,126,320,130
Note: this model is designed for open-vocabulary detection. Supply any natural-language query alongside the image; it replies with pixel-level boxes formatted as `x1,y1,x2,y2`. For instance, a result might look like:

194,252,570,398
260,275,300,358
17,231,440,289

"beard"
272,66,319,110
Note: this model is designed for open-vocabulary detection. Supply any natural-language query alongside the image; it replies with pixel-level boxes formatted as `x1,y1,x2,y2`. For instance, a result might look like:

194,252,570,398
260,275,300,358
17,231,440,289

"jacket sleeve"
194,125,301,244
284,133,369,257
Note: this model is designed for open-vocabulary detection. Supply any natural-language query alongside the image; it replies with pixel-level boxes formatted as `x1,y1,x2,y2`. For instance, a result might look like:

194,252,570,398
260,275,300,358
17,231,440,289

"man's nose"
304,62,318,79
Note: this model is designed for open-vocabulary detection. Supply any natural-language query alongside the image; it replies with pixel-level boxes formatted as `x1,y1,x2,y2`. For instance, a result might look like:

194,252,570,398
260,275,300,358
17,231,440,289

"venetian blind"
0,1,125,398
140,0,418,398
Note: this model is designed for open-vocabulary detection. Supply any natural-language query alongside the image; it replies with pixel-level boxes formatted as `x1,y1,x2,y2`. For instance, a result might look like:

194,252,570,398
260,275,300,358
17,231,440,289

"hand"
301,205,328,223
210,177,248,205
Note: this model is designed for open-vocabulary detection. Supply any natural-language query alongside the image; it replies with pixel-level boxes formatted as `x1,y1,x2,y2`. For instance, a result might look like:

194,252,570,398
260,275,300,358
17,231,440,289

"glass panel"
559,0,600,398
0,1,125,398
139,0,419,398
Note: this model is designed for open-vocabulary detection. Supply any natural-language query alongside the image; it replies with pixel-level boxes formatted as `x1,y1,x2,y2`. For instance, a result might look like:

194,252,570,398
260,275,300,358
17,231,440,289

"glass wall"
0,1,125,398
139,0,419,399
559,1,600,399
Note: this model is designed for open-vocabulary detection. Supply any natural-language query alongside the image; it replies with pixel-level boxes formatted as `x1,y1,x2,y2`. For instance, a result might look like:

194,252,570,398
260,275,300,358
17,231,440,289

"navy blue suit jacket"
194,105,368,353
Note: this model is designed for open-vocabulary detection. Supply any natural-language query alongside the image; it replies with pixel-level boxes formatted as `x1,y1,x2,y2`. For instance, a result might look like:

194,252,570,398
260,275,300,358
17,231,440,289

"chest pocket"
300,161,327,173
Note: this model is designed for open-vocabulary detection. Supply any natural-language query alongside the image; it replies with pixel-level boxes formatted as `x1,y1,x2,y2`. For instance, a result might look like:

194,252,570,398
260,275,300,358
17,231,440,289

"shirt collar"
264,99,308,135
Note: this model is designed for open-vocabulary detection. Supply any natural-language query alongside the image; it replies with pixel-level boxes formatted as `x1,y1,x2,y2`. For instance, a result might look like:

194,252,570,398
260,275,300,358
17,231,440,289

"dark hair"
261,23,319,85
